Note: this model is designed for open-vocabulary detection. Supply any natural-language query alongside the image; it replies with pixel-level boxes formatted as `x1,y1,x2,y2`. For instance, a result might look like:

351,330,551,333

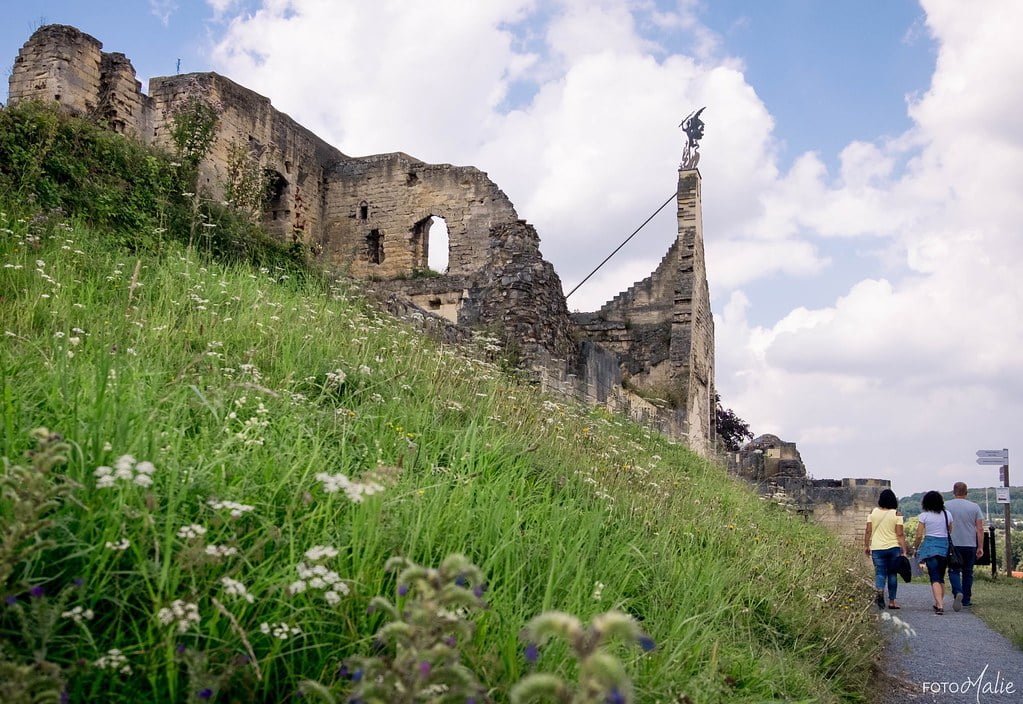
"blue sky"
4,1,1020,499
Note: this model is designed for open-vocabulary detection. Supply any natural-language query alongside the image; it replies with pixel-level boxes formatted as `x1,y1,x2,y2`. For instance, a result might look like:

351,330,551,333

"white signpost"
976,448,1011,576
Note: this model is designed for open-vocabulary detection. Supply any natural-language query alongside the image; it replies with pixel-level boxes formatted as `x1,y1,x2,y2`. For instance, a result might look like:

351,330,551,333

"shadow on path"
879,583,1023,702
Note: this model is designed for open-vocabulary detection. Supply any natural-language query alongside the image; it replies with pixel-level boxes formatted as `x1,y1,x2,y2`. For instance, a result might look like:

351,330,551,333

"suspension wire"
564,189,679,300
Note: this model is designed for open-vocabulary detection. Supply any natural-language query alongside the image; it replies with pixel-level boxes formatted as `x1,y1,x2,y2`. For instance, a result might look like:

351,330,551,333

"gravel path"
879,582,1023,702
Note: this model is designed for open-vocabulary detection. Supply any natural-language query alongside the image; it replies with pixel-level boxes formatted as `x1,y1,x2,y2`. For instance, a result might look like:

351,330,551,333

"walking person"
913,490,953,614
863,489,908,609
945,482,985,611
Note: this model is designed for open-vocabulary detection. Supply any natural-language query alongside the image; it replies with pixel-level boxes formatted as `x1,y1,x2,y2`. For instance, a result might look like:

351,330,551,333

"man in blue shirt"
946,482,985,610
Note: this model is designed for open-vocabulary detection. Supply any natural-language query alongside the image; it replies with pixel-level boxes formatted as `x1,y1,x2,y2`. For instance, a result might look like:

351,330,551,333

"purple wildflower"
338,664,350,679
73,578,85,587
4,594,16,606
29,585,45,599
176,643,187,654
638,635,656,652
454,575,468,587
472,584,486,598
397,584,409,596
606,688,625,704
524,643,539,663
198,688,213,699
444,635,457,648
418,661,431,678
351,669,363,682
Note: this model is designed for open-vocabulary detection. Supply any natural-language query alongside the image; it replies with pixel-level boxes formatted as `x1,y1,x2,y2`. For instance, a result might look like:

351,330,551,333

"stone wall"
731,435,891,543
573,168,715,450
8,25,103,117
148,73,345,245
672,170,716,449
97,52,151,139
328,154,519,280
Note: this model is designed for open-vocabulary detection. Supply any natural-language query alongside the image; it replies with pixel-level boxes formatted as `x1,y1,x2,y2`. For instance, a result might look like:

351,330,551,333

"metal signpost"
977,449,1011,576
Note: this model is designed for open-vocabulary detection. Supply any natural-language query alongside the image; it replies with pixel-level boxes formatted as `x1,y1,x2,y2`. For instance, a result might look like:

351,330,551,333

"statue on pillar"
679,107,706,169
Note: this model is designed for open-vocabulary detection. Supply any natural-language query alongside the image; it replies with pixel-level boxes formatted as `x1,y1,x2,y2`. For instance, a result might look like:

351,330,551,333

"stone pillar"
98,52,150,139
8,25,103,117
671,168,715,451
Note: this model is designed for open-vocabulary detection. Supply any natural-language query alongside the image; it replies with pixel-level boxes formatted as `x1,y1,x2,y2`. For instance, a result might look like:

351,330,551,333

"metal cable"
564,189,678,300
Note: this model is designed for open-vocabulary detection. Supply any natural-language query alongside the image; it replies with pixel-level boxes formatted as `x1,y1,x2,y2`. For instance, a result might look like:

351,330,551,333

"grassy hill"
0,104,879,703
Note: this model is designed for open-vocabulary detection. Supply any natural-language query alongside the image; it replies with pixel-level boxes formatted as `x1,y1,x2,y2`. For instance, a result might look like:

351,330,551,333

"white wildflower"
592,581,605,602
105,538,131,551
62,606,95,623
260,621,301,640
220,577,255,604
207,499,255,518
95,648,131,675
176,524,207,540
204,544,238,558
157,599,201,633
304,545,339,562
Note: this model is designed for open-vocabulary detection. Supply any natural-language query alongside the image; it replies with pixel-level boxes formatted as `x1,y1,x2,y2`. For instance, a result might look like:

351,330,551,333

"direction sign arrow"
976,449,1008,458
977,457,1008,465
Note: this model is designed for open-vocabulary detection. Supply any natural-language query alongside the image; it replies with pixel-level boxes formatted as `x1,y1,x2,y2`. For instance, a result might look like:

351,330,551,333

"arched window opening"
411,215,450,274
359,201,369,220
264,169,288,220
428,216,449,273
367,229,384,265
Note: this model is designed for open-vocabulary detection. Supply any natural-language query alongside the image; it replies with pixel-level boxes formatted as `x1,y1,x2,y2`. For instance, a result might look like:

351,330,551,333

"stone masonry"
731,434,893,544
573,169,715,451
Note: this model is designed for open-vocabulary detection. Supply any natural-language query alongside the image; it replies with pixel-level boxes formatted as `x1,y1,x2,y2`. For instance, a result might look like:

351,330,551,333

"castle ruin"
7,24,886,542
7,24,714,447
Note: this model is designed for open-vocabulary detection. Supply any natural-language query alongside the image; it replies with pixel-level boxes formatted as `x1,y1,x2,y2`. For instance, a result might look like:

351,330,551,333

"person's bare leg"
931,581,944,611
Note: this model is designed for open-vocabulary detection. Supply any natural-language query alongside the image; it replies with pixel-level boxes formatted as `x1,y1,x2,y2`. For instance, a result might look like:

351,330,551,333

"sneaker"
962,600,973,607
875,592,886,609
953,593,963,612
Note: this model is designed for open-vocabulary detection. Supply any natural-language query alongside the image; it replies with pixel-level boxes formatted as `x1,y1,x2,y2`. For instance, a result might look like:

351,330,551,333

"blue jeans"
948,546,978,604
872,547,901,599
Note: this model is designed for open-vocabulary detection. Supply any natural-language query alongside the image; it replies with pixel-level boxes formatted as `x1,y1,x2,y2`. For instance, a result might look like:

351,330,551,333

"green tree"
715,393,753,451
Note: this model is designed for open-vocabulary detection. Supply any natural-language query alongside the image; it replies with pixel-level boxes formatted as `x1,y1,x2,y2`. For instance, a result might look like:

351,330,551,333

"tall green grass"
1,107,880,702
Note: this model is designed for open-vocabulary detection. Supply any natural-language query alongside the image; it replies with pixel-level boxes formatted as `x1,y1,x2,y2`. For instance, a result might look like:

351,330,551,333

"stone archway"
411,215,450,273
427,216,449,273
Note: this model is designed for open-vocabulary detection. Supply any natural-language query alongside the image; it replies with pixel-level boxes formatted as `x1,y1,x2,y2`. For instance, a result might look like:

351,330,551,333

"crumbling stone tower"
573,168,715,449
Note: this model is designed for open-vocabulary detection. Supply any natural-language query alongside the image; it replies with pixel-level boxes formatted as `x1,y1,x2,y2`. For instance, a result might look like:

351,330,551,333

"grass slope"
1,106,879,702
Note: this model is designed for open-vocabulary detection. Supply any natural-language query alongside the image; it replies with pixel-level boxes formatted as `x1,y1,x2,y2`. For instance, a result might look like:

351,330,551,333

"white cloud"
206,0,240,19
206,0,1023,495
149,1,179,26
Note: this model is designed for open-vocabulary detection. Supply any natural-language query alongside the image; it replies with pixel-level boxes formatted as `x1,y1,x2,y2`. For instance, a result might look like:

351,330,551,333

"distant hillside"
899,487,1022,518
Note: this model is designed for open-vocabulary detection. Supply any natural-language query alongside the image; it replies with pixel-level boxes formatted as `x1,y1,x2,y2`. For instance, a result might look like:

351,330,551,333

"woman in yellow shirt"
863,488,909,609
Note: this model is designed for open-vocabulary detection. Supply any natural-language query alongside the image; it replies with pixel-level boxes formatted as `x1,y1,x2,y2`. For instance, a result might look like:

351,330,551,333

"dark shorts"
924,555,947,584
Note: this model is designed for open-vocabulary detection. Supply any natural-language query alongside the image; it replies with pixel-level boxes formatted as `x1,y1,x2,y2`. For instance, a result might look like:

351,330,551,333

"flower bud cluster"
157,599,201,633
94,455,156,488
260,621,301,640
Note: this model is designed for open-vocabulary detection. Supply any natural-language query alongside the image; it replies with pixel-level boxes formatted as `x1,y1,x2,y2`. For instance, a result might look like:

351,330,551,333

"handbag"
944,510,964,570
